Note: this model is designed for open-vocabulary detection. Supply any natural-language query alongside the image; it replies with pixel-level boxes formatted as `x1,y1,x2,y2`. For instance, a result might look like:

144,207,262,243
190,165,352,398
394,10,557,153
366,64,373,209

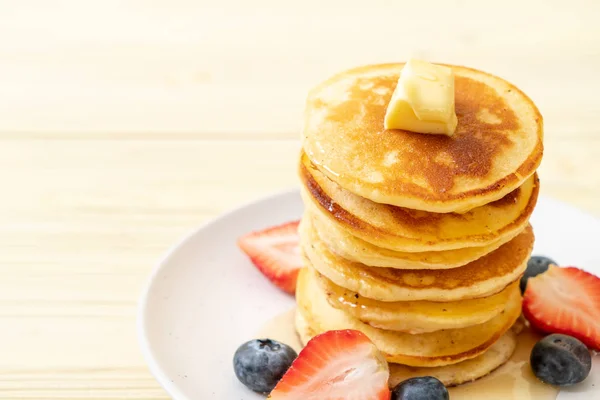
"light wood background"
0,1,598,398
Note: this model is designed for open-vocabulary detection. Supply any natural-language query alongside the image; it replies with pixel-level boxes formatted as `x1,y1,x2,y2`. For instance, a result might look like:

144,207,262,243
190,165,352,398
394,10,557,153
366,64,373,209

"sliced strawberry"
523,265,600,350
268,329,390,400
238,220,302,295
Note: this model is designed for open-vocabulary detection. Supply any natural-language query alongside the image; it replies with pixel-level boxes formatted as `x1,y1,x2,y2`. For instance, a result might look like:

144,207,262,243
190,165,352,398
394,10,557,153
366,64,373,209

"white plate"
138,191,600,399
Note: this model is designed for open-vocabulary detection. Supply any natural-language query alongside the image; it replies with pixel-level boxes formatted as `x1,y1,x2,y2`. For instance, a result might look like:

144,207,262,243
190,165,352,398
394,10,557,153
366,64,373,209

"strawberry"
523,265,600,350
268,329,390,400
238,220,302,295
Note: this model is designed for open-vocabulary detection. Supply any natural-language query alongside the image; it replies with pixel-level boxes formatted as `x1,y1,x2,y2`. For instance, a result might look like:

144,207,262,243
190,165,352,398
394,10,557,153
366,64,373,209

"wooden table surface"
1,1,599,398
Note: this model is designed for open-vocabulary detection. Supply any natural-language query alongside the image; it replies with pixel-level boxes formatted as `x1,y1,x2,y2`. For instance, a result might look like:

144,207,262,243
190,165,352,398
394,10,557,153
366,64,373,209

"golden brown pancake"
307,208,517,269
300,219,533,301
300,154,539,252
316,269,519,334
302,63,543,213
296,267,522,367
296,311,521,388
387,329,518,388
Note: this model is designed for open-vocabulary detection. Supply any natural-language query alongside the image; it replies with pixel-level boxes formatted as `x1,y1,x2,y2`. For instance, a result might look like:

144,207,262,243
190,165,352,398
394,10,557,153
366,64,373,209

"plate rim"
136,188,298,399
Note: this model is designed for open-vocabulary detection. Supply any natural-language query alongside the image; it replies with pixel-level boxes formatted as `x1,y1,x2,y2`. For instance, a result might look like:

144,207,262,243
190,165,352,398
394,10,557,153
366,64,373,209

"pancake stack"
295,63,543,387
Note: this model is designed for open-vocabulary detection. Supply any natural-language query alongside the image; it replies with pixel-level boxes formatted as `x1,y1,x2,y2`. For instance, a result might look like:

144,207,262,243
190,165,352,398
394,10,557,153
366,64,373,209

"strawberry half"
268,329,390,400
238,220,302,295
523,265,600,350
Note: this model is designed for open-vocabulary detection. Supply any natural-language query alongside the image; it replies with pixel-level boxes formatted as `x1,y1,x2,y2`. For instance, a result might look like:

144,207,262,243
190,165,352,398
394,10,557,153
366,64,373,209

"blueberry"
531,334,592,386
233,338,297,393
520,255,557,294
391,376,449,400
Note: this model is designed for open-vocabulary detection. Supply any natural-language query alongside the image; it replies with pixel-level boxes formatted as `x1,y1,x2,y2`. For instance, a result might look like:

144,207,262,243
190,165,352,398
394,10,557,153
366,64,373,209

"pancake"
300,217,533,302
387,329,518,388
302,63,543,213
300,155,539,252
296,267,522,367
315,269,519,334
296,311,518,388
308,209,516,270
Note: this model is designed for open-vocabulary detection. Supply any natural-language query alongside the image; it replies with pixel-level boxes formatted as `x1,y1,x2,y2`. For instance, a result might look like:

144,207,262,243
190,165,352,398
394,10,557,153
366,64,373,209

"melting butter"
384,59,457,136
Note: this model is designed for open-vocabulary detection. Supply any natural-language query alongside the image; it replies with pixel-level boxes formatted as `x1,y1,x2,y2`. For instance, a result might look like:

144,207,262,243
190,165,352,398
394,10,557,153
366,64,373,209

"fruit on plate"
523,265,600,350
233,339,298,393
238,220,302,294
520,255,558,294
268,329,390,400
530,334,592,386
391,376,449,400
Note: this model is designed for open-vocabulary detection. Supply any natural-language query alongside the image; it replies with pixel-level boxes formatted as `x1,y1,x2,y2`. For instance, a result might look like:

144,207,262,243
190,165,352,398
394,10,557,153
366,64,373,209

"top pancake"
302,63,543,213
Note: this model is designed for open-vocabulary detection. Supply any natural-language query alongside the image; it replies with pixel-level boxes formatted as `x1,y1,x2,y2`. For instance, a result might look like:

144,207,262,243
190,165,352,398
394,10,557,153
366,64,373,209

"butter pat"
384,59,457,136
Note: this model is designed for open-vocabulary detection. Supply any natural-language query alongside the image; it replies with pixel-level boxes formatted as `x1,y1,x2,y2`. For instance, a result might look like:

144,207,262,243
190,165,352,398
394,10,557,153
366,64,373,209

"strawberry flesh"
238,220,302,294
268,329,390,400
523,266,600,351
